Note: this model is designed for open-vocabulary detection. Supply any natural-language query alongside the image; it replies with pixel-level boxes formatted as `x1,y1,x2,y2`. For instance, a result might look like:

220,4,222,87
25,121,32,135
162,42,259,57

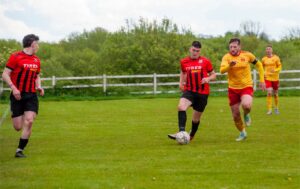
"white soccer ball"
176,131,190,145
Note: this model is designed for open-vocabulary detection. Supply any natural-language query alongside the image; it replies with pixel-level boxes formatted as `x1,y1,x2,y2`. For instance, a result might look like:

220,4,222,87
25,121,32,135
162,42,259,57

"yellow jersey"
262,55,281,81
220,51,264,89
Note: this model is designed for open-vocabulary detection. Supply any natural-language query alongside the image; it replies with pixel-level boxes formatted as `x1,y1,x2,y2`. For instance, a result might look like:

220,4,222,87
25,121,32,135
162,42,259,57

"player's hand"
179,84,185,92
37,87,44,96
259,82,266,91
201,77,210,84
12,87,21,100
229,61,237,67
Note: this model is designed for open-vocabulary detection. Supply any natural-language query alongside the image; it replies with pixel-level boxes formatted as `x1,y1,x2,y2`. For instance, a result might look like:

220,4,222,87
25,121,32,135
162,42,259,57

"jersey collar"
22,50,34,56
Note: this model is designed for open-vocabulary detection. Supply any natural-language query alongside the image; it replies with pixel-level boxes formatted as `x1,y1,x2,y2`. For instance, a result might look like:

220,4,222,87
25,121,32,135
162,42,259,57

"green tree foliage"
0,19,299,77
0,39,21,69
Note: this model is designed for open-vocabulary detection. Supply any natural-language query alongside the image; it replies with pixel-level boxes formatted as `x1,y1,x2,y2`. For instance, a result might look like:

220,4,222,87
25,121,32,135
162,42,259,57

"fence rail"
1,70,300,95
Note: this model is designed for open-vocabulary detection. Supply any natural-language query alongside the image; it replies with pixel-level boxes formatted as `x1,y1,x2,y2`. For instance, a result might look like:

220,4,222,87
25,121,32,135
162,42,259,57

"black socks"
190,121,200,137
178,111,187,131
17,138,29,151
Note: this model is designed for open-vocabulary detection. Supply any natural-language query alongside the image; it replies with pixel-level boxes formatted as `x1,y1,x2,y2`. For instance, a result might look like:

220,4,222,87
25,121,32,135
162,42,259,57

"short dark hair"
192,41,201,48
266,44,273,48
22,34,39,48
229,38,241,45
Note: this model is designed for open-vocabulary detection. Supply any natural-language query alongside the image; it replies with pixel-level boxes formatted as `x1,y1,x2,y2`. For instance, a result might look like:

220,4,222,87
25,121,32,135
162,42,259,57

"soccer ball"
176,131,190,145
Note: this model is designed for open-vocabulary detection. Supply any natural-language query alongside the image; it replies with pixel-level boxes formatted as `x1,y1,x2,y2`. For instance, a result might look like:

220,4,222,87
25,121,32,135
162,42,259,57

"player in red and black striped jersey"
2,34,44,158
168,41,216,142
6,50,41,93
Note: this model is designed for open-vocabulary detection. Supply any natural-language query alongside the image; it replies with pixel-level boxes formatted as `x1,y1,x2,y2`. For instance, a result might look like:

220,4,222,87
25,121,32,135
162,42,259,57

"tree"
0,39,21,69
240,20,262,37
284,27,300,40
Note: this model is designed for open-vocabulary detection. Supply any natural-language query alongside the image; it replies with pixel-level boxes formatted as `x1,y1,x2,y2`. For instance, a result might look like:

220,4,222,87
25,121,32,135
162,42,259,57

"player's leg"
15,111,36,158
168,92,192,140
15,93,39,158
21,111,36,139
10,93,27,158
189,94,207,140
273,81,280,114
228,88,248,141
178,93,192,131
266,87,273,115
230,103,245,132
241,94,253,126
10,93,24,131
228,88,246,132
190,110,202,140
12,116,23,131
230,103,247,141
273,90,279,114
265,80,273,114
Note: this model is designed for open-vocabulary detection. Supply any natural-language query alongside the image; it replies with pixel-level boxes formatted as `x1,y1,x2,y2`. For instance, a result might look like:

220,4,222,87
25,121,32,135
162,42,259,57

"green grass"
0,97,299,189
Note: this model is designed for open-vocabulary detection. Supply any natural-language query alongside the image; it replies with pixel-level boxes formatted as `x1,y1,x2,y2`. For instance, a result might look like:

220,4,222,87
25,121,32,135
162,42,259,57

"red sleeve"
206,59,214,72
5,54,18,70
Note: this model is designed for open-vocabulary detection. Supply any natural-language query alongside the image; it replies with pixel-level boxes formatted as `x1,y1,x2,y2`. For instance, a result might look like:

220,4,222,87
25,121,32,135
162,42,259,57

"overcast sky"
0,0,299,42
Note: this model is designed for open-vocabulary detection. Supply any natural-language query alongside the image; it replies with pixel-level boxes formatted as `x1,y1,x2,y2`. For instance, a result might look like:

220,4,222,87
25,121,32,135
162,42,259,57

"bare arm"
202,70,217,84
2,68,21,100
179,71,187,91
35,74,44,96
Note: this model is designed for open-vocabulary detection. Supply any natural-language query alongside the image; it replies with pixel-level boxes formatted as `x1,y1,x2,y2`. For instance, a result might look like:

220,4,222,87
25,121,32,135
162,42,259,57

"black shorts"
10,92,39,118
181,91,208,112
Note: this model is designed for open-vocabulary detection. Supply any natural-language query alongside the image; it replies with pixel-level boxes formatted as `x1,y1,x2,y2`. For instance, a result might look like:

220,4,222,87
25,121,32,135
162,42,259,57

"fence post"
52,76,56,88
0,79,3,95
253,70,257,91
153,73,157,95
103,74,107,94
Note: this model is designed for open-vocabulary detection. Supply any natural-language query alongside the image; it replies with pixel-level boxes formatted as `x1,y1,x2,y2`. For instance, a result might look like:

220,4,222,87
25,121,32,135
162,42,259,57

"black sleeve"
5,66,14,70
252,58,258,65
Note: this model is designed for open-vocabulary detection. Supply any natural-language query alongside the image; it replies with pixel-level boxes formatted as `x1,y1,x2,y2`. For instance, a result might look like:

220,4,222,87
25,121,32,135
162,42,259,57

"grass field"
0,97,299,189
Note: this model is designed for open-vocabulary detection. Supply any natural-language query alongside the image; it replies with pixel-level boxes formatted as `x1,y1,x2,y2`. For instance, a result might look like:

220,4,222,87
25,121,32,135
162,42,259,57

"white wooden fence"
1,70,300,95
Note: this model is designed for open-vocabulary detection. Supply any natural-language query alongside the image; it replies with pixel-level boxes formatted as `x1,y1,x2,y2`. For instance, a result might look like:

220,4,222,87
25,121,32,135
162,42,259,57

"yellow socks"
234,116,245,132
274,94,279,109
267,95,272,111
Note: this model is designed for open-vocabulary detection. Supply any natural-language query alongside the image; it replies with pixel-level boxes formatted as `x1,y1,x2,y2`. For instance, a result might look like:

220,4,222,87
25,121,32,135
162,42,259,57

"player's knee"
232,111,240,119
242,104,251,111
178,105,186,111
233,114,240,120
24,117,34,125
192,118,200,123
14,125,22,131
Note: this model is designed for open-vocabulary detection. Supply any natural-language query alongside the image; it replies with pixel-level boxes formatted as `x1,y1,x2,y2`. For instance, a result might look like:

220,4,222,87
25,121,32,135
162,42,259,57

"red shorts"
228,87,253,106
265,80,279,90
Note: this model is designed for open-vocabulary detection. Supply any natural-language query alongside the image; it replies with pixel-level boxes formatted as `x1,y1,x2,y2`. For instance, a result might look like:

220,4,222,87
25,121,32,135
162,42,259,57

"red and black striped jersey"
6,51,41,93
181,56,214,94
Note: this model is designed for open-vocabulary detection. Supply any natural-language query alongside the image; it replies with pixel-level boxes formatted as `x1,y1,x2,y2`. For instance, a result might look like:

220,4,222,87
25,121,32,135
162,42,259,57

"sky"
0,0,299,42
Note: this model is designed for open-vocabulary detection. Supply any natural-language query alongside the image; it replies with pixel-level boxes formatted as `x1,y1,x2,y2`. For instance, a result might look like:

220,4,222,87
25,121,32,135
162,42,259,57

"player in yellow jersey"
262,45,282,115
220,38,266,141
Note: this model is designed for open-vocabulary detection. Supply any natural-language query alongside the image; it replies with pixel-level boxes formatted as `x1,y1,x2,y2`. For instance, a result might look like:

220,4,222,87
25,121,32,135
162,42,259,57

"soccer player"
220,38,266,141
168,41,216,141
2,34,44,158
262,45,282,115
